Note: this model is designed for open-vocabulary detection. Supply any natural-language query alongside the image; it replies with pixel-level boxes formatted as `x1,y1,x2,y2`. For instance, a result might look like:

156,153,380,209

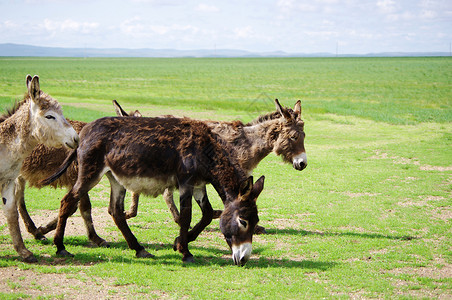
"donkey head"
26,75,79,149
220,175,264,266
273,99,307,171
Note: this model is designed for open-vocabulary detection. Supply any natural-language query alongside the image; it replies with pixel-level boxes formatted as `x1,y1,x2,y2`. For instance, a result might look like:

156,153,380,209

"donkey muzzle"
293,152,307,171
232,242,252,266
65,134,80,149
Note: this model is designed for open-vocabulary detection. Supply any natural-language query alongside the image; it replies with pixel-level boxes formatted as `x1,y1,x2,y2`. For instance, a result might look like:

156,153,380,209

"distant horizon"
1,43,450,58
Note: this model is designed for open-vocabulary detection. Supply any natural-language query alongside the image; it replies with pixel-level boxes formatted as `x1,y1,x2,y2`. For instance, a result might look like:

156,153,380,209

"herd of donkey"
0,75,307,267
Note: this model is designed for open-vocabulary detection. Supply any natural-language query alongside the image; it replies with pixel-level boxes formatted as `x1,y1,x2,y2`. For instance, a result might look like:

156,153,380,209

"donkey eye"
45,115,56,120
239,218,248,228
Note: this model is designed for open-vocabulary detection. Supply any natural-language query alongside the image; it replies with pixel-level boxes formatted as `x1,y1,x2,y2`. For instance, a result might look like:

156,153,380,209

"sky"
0,0,451,54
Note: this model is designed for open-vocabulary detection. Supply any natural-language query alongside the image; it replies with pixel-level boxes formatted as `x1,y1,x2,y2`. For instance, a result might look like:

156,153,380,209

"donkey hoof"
182,255,194,264
98,241,110,248
35,234,48,242
254,225,267,235
23,254,38,263
56,249,74,257
136,249,155,258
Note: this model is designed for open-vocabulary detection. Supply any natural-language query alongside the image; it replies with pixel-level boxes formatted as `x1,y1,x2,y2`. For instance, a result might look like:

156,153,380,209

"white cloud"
195,4,219,13
234,26,254,39
377,0,397,14
42,19,99,33
120,17,145,35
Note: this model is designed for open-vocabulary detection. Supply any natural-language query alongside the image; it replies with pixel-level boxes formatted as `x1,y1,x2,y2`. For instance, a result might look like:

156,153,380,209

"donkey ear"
252,175,265,201
239,176,254,199
293,100,302,117
132,110,142,117
28,75,41,104
26,74,32,89
274,99,292,121
113,99,129,117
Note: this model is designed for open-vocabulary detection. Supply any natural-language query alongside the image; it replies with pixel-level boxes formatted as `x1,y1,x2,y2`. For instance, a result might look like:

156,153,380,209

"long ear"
113,99,129,117
132,110,142,117
239,176,254,199
28,75,41,105
252,175,265,201
26,74,32,89
293,100,302,118
275,99,291,121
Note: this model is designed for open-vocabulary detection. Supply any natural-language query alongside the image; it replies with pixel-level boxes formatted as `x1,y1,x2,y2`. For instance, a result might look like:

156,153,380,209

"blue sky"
1,0,451,54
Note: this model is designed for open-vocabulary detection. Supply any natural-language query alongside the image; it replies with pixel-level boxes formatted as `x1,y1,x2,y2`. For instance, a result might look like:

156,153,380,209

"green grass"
0,57,450,299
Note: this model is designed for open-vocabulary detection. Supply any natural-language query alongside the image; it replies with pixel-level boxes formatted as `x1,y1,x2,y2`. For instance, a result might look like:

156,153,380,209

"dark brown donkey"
43,116,265,265
119,99,307,235
16,100,141,243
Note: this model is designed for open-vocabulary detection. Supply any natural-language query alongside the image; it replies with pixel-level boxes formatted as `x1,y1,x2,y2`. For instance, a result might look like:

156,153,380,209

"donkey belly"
113,173,177,198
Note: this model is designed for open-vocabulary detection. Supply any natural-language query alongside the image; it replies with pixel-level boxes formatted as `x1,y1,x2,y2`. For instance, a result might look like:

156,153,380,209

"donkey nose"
293,152,307,171
66,134,80,149
74,135,80,146
294,160,307,171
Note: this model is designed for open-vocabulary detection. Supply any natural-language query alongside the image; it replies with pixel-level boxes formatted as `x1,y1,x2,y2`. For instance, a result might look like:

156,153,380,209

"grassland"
0,57,450,299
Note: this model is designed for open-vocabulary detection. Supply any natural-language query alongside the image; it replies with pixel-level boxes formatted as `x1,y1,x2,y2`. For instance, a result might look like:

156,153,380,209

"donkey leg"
106,173,153,258
173,184,194,263
79,193,109,247
2,181,37,263
36,217,58,236
187,186,213,243
124,192,139,219
15,177,47,241
163,188,180,225
54,190,80,257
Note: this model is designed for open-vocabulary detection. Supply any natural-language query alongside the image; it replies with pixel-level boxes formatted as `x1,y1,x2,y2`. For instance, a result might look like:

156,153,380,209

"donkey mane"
0,96,28,124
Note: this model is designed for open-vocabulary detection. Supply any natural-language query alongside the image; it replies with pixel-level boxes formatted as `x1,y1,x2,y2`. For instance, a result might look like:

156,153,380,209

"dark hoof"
136,249,155,258
23,254,38,263
35,233,48,241
254,225,267,235
56,249,74,257
182,255,194,264
98,240,110,248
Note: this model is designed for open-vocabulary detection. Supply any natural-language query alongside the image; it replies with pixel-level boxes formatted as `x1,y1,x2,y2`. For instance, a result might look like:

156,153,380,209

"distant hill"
0,43,449,58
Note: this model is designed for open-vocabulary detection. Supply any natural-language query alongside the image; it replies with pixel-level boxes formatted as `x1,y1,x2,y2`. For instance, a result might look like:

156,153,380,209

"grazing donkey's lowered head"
220,175,264,266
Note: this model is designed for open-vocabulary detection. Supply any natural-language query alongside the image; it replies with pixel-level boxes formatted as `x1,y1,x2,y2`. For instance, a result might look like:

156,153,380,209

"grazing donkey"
117,99,307,235
0,75,79,262
43,116,265,265
16,100,141,243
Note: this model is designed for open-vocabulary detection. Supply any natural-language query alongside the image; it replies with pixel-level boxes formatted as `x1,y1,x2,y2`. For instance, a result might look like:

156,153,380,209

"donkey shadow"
6,238,336,270
265,228,417,241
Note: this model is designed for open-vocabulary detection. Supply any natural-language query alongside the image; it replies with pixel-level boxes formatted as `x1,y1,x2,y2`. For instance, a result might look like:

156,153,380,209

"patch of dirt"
368,151,452,172
385,257,452,299
342,192,380,198
0,207,119,241
0,266,167,299
0,207,167,299
390,263,452,280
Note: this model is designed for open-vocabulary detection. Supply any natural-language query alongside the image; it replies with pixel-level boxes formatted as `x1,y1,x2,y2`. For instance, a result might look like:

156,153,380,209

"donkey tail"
40,149,78,186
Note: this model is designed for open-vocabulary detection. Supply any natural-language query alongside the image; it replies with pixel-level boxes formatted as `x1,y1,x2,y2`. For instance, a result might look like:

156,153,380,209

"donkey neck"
0,100,38,157
208,118,282,173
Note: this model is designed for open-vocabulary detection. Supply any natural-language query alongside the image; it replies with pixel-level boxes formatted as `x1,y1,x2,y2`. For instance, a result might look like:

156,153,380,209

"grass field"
0,57,450,299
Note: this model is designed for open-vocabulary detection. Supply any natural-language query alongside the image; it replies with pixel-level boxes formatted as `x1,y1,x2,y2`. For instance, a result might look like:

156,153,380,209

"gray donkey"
0,75,79,262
